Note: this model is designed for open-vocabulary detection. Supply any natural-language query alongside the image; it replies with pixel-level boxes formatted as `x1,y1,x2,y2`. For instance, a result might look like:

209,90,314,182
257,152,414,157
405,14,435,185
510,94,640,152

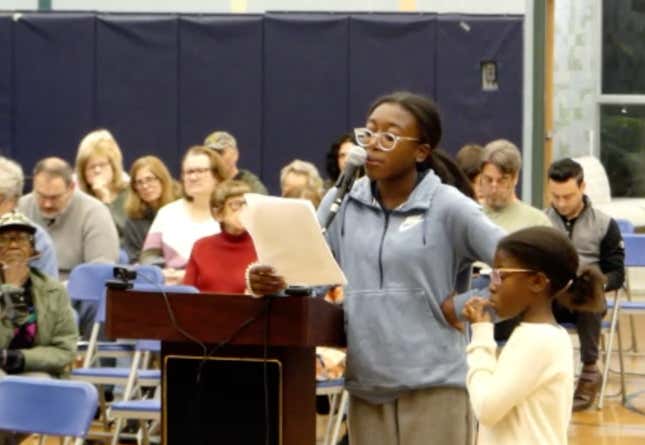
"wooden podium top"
105,287,346,348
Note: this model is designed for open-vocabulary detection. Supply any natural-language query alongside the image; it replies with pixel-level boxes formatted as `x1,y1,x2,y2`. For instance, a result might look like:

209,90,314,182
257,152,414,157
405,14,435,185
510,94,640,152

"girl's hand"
462,297,493,324
248,265,286,297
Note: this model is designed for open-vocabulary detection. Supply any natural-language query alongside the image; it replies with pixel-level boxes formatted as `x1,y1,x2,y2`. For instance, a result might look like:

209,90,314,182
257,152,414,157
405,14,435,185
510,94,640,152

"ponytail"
421,149,475,199
555,266,606,313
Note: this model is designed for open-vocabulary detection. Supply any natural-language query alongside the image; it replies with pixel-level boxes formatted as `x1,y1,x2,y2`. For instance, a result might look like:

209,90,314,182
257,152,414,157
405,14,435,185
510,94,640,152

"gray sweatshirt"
19,190,119,279
318,171,504,403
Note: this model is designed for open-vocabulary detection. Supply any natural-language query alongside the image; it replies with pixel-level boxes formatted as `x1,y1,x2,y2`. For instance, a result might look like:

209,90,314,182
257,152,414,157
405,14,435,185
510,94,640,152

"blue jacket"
318,171,504,403
32,224,59,280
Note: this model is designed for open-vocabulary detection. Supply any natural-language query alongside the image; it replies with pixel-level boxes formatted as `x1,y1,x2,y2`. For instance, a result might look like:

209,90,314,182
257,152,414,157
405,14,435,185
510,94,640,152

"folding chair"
68,264,164,436
616,218,635,234
106,285,199,445
316,378,348,445
619,233,645,353
597,234,645,408
0,376,97,445
67,263,165,368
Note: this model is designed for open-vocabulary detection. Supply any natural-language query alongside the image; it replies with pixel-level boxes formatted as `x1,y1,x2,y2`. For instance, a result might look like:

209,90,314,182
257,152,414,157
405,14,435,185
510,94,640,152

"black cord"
135,270,274,444
135,270,208,358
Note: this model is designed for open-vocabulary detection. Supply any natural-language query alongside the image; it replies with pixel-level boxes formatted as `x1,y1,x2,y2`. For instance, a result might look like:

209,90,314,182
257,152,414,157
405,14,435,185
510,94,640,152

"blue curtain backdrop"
12,13,95,171
0,12,523,193
179,15,264,180
0,16,12,157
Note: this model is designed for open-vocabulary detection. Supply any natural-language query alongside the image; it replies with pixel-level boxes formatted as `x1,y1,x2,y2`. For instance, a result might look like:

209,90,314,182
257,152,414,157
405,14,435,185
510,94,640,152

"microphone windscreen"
346,145,367,167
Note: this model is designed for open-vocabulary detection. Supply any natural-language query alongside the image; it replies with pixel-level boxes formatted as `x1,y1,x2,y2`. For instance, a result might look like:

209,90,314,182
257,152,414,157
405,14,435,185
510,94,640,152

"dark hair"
367,91,474,198
455,144,484,181
497,226,606,312
548,158,584,186
325,133,353,182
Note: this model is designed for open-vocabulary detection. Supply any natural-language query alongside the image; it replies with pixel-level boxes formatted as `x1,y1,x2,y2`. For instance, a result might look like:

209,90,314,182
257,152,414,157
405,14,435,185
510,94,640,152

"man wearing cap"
0,210,77,444
0,210,77,377
0,156,58,278
204,131,268,195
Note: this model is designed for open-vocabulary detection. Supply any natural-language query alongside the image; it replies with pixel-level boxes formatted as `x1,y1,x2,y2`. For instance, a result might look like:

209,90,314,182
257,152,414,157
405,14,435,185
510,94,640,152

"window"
599,0,645,197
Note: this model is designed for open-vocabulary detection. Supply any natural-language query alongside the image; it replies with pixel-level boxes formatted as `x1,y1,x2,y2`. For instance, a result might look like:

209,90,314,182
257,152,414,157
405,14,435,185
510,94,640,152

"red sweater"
183,231,257,294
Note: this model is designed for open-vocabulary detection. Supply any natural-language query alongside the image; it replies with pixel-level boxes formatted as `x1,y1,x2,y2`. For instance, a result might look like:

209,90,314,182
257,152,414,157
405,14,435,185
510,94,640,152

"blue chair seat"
72,368,160,386
77,342,135,352
111,399,160,413
616,301,645,311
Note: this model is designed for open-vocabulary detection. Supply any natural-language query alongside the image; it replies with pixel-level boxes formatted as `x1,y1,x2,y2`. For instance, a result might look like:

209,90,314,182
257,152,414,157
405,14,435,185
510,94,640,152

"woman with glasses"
141,146,225,284
248,91,505,445
183,180,256,293
122,156,181,263
74,129,128,239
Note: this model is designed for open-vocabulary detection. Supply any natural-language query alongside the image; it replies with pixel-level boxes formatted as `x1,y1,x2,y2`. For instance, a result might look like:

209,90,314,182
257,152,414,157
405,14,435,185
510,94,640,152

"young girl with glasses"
249,91,506,444
463,226,605,445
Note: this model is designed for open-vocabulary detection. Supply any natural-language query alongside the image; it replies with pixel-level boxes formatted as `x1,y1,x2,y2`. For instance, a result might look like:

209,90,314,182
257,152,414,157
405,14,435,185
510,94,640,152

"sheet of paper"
239,194,347,287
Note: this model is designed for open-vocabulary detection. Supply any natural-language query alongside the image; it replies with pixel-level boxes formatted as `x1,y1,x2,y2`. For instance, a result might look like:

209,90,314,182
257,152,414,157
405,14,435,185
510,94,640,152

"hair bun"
555,266,606,313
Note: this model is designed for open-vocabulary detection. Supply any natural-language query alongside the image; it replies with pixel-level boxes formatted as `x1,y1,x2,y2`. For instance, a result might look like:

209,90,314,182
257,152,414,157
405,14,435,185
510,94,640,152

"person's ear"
580,180,586,195
511,172,520,188
528,272,549,293
213,206,225,223
415,143,431,163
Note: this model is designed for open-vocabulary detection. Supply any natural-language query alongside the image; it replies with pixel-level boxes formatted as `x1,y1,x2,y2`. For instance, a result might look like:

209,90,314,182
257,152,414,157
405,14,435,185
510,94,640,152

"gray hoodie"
318,170,504,403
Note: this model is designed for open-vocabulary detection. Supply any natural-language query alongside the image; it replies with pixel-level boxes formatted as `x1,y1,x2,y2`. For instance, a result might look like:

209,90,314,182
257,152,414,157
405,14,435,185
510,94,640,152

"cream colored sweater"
467,322,574,445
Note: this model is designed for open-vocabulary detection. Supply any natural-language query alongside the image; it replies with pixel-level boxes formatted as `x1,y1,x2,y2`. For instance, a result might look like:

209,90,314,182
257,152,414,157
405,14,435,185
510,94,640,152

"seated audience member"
75,129,128,239
183,180,257,293
324,133,363,189
18,157,119,279
282,184,323,208
479,140,552,341
123,156,181,263
280,159,324,200
456,143,485,203
546,158,625,411
0,156,58,278
141,146,224,284
480,139,552,232
0,211,77,445
204,131,268,195
0,211,77,377
18,157,119,338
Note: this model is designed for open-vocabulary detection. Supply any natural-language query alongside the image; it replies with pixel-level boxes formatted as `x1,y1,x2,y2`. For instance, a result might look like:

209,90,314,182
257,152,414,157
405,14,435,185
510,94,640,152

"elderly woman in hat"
0,210,77,379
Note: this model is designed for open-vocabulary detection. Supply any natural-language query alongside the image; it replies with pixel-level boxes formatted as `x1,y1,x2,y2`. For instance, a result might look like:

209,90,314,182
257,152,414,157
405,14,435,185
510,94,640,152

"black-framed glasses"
0,233,32,247
354,127,420,152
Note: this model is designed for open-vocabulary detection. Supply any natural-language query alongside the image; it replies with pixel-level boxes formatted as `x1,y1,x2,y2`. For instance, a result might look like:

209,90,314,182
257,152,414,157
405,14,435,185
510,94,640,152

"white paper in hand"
239,194,347,287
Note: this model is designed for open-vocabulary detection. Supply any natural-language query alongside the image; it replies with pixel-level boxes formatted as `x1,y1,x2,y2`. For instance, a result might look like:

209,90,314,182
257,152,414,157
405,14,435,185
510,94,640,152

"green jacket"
0,269,78,376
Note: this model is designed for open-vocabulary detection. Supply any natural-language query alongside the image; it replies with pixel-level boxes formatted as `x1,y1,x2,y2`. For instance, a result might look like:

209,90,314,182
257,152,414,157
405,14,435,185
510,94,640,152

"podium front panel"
164,355,282,444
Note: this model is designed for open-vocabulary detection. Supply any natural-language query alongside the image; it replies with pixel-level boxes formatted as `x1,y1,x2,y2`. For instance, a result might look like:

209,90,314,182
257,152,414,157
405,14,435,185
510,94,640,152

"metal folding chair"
316,378,348,445
0,377,97,445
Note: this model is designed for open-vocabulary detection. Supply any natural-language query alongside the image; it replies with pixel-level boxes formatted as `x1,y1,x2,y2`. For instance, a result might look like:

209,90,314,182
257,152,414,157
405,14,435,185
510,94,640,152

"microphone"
322,145,367,232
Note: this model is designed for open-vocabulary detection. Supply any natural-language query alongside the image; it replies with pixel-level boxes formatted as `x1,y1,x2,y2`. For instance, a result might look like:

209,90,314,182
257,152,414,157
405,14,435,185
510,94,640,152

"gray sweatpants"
349,386,474,445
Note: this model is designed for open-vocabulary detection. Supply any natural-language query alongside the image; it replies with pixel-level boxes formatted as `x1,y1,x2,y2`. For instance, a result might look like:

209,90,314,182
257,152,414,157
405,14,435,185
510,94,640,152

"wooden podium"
105,288,345,444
